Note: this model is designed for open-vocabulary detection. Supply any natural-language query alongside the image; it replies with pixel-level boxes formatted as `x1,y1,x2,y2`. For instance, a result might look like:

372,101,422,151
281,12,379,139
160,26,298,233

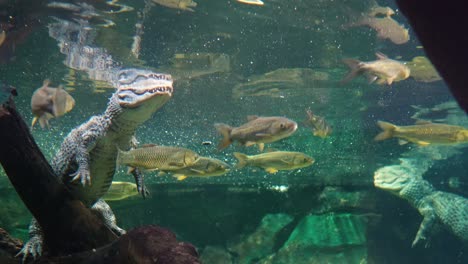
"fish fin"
157,171,166,176
416,141,431,147
280,159,293,165
31,116,38,130
386,78,394,85
175,175,188,181
415,120,432,125
375,78,387,85
341,59,363,84
265,168,278,174
42,79,51,87
214,123,233,150
244,141,256,147
374,121,397,141
398,139,408,145
189,169,205,174
127,167,136,174
265,148,279,152
366,74,378,84
258,143,265,152
233,152,249,169
140,143,158,148
168,162,185,167
255,133,272,137
246,115,259,121
375,52,388,60
38,115,51,129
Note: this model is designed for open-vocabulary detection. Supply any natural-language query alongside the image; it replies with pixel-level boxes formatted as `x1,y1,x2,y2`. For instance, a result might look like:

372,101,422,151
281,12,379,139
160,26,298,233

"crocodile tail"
214,123,233,150
375,121,396,141
233,152,249,169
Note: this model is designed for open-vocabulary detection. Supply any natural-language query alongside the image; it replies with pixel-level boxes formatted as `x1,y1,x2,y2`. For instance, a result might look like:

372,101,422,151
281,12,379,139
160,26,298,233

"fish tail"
233,152,249,169
31,116,38,130
214,123,233,150
341,59,364,84
374,121,397,141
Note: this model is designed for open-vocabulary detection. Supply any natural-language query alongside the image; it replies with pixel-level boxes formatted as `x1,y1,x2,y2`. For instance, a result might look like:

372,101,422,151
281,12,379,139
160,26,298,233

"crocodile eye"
119,73,127,81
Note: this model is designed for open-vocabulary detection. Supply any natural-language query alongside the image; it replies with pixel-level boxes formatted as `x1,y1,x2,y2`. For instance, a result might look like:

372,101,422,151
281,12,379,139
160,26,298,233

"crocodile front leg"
70,143,91,185
412,205,437,247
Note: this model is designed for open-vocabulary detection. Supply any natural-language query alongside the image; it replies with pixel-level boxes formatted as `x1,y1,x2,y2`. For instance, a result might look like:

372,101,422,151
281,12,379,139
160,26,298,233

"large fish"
31,79,75,129
161,156,231,181
215,116,297,151
233,151,315,174
117,144,200,171
341,52,410,85
375,120,468,146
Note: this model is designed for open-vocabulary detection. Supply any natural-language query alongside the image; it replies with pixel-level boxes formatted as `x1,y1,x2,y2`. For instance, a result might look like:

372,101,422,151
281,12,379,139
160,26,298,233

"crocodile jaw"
116,69,173,108
374,165,411,194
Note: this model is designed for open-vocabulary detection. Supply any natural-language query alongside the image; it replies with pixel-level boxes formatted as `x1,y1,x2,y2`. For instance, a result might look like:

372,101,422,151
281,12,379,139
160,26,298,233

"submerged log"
0,86,200,263
0,85,118,257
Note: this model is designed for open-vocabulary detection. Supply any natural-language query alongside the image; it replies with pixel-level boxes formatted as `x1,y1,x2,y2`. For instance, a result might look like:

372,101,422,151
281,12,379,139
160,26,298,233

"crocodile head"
374,165,411,195
116,69,173,107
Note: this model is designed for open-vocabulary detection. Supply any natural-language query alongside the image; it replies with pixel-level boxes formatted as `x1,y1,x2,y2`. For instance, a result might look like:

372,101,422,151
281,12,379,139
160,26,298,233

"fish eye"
280,123,285,129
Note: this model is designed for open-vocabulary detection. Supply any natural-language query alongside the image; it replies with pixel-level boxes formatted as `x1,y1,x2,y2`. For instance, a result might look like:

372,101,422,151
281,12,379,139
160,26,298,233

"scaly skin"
19,69,173,260
374,163,468,247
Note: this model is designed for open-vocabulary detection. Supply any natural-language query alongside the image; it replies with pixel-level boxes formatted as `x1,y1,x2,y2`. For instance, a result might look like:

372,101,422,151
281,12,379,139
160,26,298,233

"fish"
374,120,468,146
233,151,315,174
304,109,332,138
31,79,76,129
236,0,264,6
117,144,200,171
349,16,409,44
341,52,410,85
214,116,298,151
367,5,395,17
152,0,197,12
103,181,139,201
161,156,231,181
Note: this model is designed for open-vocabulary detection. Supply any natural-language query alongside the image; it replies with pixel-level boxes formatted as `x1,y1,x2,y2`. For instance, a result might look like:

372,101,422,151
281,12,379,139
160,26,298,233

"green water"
0,0,467,263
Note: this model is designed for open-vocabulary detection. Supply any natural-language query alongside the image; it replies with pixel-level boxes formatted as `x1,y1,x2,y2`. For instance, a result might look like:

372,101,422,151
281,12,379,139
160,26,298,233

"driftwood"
0,86,199,263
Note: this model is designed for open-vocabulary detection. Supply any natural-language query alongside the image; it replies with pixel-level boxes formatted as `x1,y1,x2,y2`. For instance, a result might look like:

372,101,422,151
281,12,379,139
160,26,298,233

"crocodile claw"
16,236,42,262
70,168,91,185
138,184,150,199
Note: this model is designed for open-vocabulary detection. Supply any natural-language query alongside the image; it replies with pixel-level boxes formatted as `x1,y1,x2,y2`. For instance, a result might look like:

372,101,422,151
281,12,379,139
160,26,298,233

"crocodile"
374,160,468,247
19,7,174,260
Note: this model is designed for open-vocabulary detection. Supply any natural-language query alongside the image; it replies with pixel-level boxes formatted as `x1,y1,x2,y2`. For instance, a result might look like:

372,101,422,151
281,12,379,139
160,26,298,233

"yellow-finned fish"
233,151,314,174
103,181,139,201
375,120,468,146
117,144,200,171
31,80,75,129
161,157,231,181
236,0,264,6
304,109,332,138
215,116,297,151
341,52,410,85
